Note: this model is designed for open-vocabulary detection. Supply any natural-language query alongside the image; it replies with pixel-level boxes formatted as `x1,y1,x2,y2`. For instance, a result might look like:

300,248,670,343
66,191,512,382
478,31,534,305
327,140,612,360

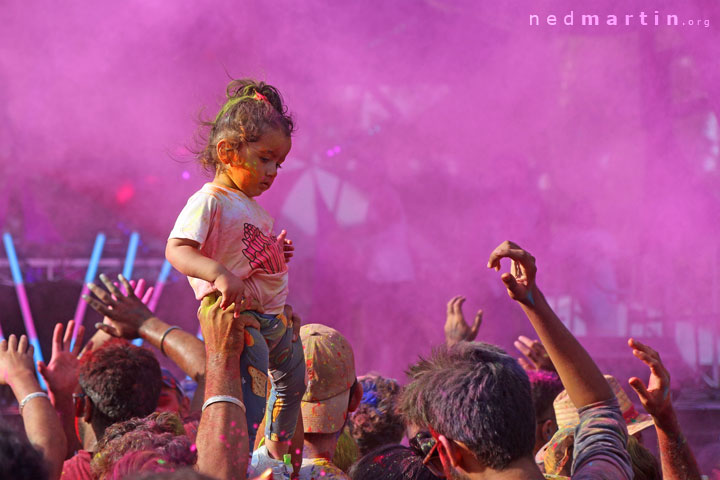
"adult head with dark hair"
91,411,195,479
0,421,49,480
349,374,405,456
400,341,535,477
349,444,442,480
77,339,161,434
64,338,162,479
526,369,563,454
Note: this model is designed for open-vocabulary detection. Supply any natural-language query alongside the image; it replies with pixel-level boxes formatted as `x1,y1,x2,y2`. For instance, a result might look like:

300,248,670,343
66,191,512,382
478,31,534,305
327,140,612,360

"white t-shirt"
169,183,288,314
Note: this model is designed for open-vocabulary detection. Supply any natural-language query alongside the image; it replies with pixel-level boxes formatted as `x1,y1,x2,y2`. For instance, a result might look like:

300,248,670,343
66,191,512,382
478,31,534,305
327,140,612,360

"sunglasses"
410,432,445,478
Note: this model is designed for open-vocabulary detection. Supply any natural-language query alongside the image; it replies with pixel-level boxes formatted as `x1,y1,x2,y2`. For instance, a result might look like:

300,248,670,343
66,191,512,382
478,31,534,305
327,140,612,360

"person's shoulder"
196,182,235,200
300,458,350,480
61,450,93,479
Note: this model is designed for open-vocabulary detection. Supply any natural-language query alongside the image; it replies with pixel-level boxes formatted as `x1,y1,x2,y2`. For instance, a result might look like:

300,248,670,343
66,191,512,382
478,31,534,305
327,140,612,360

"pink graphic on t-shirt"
242,223,285,274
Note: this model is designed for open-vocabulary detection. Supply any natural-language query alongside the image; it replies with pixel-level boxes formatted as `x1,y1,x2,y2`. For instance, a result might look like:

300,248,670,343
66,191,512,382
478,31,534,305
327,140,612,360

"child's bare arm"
166,238,227,280
166,238,246,310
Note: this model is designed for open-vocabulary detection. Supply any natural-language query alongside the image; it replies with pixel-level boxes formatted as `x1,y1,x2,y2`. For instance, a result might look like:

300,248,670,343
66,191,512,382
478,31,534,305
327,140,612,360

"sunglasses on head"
410,431,445,478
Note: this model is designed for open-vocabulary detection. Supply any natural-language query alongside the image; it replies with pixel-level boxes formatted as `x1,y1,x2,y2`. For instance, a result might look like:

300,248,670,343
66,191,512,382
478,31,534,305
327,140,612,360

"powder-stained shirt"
251,446,350,480
571,398,633,479
61,450,93,480
169,183,288,314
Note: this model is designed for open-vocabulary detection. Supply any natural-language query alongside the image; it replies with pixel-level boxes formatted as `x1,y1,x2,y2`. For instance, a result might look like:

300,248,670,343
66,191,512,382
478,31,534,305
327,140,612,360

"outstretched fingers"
141,286,154,305
86,282,116,308
133,278,146,297
82,293,113,317
469,310,483,338
51,323,65,356
629,338,667,378
487,241,528,271
94,322,120,338
118,274,136,299
446,295,462,314
62,320,76,351
628,376,650,401
17,335,28,353
99,273,123,300
72,325,86,356
454,296,466,315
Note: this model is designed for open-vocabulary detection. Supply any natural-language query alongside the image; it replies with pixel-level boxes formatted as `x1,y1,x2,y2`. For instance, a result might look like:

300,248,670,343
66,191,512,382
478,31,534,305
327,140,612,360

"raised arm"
195,295,259,480
0,335,67,480
487,241,612,408
37,321,88,458
627,338,701,480
84,275,207,391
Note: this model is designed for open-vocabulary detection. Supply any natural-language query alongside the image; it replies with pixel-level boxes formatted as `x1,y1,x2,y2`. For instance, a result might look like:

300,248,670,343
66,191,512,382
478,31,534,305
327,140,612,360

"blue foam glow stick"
3,233,46,389
123,232,140,280
148,260,172,312
71,233,106,350
122,232,142,346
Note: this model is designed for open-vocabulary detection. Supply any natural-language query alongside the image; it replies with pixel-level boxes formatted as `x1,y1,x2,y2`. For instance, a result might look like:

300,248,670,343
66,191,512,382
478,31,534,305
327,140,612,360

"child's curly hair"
348,374,406,456
196,79,295,174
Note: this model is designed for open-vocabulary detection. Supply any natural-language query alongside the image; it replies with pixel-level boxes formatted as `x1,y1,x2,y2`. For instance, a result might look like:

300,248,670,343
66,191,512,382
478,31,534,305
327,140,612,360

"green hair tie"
214,88,269,124
214,96,244,124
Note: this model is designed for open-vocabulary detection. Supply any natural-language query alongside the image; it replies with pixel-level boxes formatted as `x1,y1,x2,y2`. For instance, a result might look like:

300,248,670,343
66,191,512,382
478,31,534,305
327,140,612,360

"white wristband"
19,392,50,415
202,395,246,413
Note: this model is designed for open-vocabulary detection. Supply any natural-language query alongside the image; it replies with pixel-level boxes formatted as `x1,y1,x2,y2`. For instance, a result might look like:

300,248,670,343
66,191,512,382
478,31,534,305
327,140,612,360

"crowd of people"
0,241,716,479
1,80,718,479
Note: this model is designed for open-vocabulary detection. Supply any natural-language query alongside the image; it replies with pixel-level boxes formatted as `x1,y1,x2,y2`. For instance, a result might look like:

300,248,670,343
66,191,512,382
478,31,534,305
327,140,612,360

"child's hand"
277,229,294,264
214,272,247,312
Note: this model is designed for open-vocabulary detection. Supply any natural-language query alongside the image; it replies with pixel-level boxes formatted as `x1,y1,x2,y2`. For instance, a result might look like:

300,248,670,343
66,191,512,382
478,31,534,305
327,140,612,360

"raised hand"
0,335,37,387
277,229,295,264
487,241,537,306
37,321,87,397
83,273,155,339
444,295,483,347
627,338,673,421
514,335,556,372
